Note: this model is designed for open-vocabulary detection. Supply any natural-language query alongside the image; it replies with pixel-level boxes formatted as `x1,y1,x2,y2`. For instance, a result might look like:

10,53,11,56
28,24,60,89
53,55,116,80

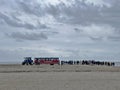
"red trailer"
34,57,60,65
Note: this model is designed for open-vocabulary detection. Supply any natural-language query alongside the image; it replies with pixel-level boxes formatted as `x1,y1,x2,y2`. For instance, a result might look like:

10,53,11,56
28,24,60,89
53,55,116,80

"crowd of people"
61,60,115,66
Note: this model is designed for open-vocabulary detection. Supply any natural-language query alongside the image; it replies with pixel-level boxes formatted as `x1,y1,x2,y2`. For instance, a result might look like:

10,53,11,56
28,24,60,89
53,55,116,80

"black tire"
22,62,25,65
50,64,54,65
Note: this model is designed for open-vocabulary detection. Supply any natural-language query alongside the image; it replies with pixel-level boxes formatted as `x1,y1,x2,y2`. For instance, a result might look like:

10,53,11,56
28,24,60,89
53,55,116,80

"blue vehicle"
22,57,33,65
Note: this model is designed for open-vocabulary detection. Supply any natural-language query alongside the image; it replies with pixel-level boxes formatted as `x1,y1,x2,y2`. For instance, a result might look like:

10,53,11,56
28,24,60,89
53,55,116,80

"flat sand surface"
0,64,120,90
0,64,120,73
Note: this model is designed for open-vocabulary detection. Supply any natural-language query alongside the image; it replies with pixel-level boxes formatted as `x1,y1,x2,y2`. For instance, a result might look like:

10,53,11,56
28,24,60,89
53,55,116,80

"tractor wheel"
22,62,25,65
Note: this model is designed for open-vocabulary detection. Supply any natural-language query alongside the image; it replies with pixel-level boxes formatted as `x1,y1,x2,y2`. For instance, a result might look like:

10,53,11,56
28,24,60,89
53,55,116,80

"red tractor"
34,57,60,65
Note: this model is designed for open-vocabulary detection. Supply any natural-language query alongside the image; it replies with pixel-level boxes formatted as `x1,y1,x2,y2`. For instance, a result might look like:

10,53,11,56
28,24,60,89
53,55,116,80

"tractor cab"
22,57,33,65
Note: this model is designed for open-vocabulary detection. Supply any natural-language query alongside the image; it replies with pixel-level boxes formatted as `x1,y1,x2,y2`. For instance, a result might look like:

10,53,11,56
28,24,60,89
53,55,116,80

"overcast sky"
0,0,120,62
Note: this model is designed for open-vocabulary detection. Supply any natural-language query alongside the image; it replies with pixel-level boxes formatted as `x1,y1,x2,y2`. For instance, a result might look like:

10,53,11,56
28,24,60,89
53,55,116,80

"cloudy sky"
0,0,120,62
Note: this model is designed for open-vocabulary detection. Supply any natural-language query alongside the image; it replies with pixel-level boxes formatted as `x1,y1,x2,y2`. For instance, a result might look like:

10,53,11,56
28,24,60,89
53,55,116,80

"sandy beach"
0,64,120,90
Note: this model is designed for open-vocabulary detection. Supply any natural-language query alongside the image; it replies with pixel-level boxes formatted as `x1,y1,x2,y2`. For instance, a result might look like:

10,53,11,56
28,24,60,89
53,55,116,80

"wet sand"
0,64,120,90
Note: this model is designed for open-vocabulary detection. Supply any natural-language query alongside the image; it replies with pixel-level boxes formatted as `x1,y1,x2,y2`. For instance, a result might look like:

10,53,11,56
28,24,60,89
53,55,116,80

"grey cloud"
6,32,48,41
15,0,120,29
1,0,120,62
73,25,116,41
0,12,36,29
16,0,45,17
7,0,120,29
45,4,61,17
89,36,103,41
0,12,49,30
107,36,120,41
43,0,120,29
37,21,49,29
44,0,101,25
74,28,83,32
